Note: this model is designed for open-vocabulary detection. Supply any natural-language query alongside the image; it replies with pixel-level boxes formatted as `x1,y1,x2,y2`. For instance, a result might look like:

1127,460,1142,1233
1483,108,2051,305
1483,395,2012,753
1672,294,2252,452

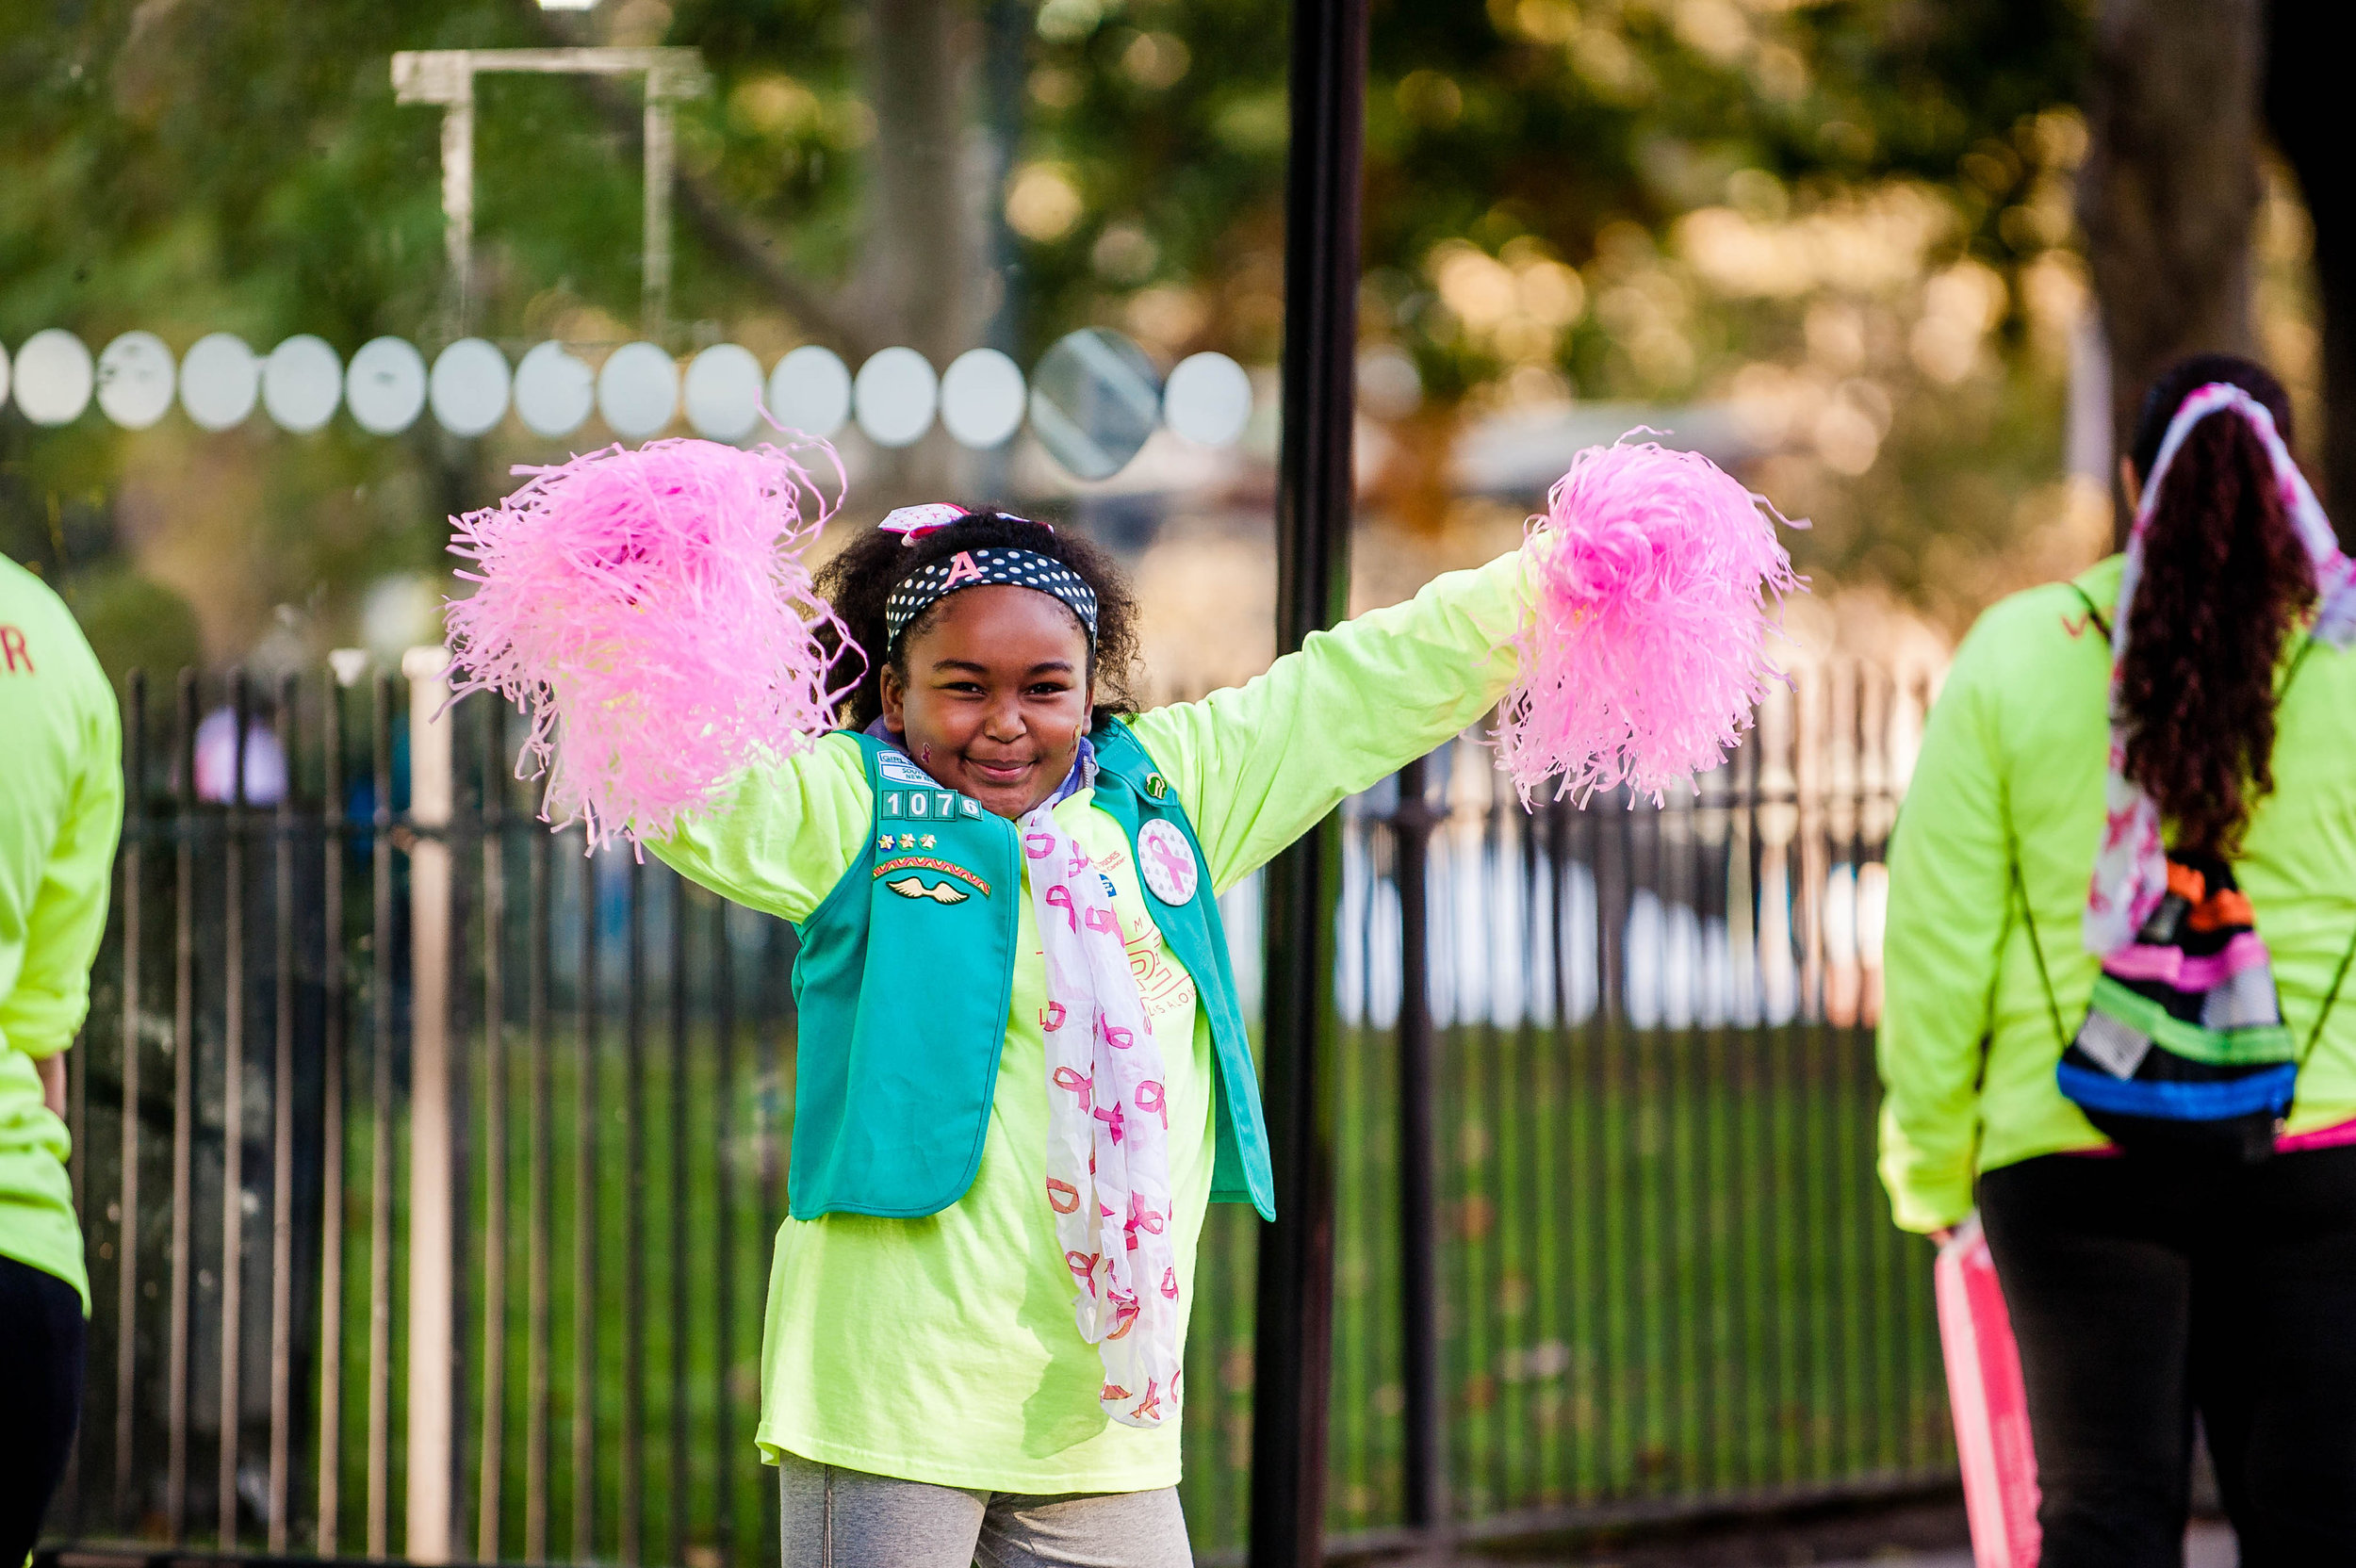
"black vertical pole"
1392,756,1446,1535
1249,0,1368,1563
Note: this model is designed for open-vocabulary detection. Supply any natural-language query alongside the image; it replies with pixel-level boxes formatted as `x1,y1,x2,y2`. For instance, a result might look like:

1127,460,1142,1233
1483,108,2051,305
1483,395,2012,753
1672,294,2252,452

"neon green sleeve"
648,731,873,924
1875,618,2013,1233
0,636,123,1063
1126,550,1530,894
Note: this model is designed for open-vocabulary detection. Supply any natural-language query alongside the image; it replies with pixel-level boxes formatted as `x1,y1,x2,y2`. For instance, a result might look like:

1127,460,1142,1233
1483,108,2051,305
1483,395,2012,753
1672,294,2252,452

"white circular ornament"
1136,819,1199,906
766,344,851,437
15,329,96,426
263,335,344,433
683,342,764,439
432,337,512,437
346,337,429,434
597,340,679,438
939,348,1026,449
1163,351,1253,447
514,342,596,436
96,332,176,429
853,346,939,448
180,333,259,431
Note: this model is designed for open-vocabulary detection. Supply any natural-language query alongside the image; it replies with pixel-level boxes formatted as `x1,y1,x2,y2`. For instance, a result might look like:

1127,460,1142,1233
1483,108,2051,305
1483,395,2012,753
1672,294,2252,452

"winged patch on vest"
873,854,992,900
886,875,969,904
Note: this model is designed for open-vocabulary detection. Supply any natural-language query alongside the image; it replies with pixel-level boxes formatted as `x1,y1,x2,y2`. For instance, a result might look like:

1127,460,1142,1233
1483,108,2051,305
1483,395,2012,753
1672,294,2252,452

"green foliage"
1017,0,2085,376
1023,0,2095,610
58,562,204,694
3,0,2095,657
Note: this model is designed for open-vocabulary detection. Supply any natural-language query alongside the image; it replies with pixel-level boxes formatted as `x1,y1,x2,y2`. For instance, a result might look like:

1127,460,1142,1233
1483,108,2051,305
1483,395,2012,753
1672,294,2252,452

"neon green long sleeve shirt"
652,550,1528,1492
1,557,124,1312
1877,554,2356,1233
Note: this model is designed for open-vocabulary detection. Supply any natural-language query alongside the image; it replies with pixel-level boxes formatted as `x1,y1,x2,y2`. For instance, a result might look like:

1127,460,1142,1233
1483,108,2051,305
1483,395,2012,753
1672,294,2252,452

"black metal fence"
40,657,1949,1565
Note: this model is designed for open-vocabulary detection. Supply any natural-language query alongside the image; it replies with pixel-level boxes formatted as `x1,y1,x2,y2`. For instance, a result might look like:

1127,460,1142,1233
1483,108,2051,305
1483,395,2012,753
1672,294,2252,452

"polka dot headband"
881,520,1101,649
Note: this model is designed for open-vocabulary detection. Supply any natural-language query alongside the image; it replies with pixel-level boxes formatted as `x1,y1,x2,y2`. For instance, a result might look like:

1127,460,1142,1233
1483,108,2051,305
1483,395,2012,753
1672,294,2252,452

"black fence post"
1248,0,1368,1561
165,669,197,1545
113,670,145,1520
1392,756,1447,1538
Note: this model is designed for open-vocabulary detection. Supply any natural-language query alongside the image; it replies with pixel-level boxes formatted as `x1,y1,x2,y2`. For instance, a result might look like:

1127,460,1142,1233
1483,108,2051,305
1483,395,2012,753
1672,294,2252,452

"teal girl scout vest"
785,721,1277,1223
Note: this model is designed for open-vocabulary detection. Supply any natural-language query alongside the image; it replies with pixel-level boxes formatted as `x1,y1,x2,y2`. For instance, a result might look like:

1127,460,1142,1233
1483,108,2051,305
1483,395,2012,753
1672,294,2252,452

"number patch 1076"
882,789,983,822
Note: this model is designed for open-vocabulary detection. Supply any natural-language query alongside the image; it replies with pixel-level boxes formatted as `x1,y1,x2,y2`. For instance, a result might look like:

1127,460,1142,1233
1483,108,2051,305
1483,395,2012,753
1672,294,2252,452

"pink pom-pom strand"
1495,437,1803,807
443,437,852,852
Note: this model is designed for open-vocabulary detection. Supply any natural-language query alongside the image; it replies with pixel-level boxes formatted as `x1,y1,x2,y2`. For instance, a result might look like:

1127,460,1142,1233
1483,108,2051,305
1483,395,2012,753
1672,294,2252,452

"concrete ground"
1811,1521,2234,1568
1405,1511,2239,1567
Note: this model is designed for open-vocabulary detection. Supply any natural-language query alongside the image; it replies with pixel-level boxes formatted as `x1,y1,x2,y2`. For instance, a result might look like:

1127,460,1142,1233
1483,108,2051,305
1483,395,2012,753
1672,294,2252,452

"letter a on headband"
941,551,985,589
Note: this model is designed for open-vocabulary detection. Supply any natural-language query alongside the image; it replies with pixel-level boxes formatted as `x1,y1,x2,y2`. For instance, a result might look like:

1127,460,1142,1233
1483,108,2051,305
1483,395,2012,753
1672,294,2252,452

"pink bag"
1936,1215,2042,1568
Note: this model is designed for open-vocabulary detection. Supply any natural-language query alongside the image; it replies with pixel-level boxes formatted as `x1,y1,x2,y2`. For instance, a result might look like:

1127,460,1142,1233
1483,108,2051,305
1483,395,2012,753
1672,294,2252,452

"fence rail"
41,657,1950,1566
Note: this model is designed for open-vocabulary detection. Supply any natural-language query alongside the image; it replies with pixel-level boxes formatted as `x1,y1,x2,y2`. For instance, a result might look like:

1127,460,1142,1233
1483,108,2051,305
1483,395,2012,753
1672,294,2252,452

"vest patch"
1137,818,1199,905
881,786,980,821
874,854,992,900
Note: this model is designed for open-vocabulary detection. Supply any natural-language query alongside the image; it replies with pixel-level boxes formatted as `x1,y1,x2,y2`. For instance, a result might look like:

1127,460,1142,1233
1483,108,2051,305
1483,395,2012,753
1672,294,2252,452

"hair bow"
877,503,969,545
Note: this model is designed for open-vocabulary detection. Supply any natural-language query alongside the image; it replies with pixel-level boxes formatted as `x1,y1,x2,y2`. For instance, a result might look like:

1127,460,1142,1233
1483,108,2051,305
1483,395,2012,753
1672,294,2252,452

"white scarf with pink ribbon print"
1021,800,1183,1429
2086,381,2356,956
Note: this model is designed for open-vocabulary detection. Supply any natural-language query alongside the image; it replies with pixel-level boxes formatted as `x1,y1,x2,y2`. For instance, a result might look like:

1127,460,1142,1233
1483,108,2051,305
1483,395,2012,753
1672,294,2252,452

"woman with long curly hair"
1878,354,2356,1562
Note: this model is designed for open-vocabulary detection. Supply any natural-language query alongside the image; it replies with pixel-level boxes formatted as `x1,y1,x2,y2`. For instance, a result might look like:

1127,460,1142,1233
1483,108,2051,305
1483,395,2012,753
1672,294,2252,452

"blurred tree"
58,563,204,694
2077,0,2264,534
2268,0,2356,519
5,0,2107,652
0,0,873,657
1019,0,2092,610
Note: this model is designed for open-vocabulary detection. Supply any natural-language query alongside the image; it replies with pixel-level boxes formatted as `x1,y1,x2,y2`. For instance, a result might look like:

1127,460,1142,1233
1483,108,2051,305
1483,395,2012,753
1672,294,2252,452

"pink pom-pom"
444,438,849,851
1496,438,1803,806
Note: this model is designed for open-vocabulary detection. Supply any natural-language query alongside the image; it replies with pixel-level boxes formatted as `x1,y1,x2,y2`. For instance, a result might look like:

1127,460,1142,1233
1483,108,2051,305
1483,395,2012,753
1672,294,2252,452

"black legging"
0,1253,84,1568
1979,1144,2356,1566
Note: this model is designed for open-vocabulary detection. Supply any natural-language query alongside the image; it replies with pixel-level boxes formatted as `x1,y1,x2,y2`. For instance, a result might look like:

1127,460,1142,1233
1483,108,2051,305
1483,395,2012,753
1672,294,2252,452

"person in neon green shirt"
651,509,1530,1566
1878,357,2356,1560
1,556,123,1567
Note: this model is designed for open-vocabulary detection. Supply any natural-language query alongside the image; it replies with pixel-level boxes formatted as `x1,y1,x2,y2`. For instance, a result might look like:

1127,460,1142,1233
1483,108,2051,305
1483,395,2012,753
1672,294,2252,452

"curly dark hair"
813,509,1143,730
2118,355,2313,859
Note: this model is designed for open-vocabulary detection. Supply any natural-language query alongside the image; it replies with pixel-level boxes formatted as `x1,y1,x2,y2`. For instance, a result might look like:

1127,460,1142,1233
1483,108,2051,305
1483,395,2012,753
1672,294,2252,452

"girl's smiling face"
881,584,1094,819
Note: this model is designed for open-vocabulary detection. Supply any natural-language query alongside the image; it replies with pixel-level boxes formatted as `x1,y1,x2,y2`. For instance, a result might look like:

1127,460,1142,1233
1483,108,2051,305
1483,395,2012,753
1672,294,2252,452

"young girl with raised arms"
651,505,1528,1566
447,429,1792,1567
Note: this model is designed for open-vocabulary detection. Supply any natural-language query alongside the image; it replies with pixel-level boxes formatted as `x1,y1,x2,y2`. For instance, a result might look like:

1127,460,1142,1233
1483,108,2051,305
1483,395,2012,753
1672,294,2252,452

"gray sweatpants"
777,1451,1194,1568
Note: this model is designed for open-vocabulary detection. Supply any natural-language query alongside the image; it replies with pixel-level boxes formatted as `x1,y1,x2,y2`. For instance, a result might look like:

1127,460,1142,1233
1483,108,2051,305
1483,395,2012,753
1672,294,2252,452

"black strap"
1967,816,2021,1095
2304,921,2356,1063
2000,791,2071,1054
2066,584,2111,644
2071,581,2322,699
